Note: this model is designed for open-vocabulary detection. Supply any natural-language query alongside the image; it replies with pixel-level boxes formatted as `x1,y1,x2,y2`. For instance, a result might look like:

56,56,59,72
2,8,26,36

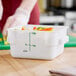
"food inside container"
21,26,54,31
33,27,54,31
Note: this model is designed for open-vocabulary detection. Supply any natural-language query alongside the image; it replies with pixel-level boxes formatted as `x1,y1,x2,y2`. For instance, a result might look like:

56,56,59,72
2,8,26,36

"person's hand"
0,0,3,20
2,8,30,36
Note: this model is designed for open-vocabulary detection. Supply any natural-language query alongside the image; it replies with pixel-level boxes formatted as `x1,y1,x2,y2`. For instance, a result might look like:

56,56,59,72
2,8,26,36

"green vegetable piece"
37,27,45,30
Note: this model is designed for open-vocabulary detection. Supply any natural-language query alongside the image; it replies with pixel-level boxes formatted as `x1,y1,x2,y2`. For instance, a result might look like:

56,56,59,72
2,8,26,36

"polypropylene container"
7,25,69,60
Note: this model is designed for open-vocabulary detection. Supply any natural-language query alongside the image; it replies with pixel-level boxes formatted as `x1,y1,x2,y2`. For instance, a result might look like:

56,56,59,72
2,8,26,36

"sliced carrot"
33,27,37,30
44,28,53,31
21,26,26,30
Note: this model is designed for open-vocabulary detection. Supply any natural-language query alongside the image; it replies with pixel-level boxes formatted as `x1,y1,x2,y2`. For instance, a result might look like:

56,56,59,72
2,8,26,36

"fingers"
2,16,15,36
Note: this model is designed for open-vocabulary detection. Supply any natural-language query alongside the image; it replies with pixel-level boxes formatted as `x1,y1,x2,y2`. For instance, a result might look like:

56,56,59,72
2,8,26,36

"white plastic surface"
65,12,76,19
7,25,68,60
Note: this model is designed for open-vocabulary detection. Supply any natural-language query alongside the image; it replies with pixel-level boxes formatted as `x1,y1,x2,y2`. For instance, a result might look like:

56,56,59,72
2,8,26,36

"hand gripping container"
7,25,69,60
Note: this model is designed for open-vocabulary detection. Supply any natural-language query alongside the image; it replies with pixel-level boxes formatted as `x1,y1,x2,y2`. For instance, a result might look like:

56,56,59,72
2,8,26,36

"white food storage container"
7,25,69,60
